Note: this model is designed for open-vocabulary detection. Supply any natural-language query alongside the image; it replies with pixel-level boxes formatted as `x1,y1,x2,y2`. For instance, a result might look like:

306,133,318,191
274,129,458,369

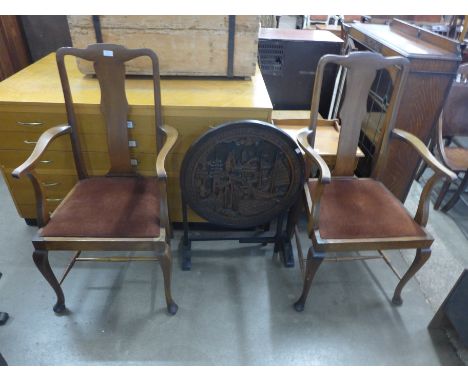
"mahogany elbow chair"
432,63,468,212
292,51,456,312
12,44,179,315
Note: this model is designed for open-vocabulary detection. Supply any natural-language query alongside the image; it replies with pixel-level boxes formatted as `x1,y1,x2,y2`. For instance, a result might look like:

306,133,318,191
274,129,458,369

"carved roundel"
180,120,305,228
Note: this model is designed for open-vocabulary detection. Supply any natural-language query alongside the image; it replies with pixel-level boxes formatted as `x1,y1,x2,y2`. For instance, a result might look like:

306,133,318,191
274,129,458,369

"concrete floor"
0,174,465,365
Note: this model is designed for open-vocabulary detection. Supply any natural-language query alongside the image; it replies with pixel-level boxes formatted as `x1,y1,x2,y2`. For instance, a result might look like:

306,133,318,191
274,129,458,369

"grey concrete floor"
0,174,465,365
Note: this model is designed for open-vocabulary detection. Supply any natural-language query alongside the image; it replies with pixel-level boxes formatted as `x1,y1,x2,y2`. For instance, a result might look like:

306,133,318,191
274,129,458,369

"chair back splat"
56,43,164,178
308,51,410,177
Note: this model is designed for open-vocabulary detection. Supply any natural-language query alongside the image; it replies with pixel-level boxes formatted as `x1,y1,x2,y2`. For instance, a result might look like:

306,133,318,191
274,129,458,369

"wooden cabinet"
347,19,461,201
0,16,30,81
0,53,272,223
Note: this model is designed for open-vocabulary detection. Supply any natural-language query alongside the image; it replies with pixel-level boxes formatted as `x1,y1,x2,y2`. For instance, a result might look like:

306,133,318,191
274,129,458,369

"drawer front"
3,171,78,204
0,111,67,133
0,111,157,135
0,131,157,153
0,150,166,175
82,151,161,175
0,149,76,171
0,132,73,151
75,113,157,136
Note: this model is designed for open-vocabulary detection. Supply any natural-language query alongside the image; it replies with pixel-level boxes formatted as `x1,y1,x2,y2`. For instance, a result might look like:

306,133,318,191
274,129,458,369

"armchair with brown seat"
293,51,456,312
12,44,179,315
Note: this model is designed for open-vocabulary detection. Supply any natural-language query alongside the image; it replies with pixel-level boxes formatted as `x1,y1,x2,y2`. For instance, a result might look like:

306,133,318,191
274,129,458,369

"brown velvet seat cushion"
41,177,160,238
308,178,426,240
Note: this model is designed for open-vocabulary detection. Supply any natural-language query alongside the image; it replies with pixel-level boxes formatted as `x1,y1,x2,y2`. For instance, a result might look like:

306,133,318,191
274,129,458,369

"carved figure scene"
192,138,291,218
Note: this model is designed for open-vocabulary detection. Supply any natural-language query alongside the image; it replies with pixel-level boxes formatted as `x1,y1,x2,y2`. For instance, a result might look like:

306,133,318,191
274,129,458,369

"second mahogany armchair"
12,44,179,315
292,51,456,312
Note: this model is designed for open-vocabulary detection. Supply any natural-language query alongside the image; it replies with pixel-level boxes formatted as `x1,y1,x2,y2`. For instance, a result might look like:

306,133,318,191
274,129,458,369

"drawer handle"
24,140,38,145
130,159,139,166
127,120,134,129
128,140,137,148
46,198,63,202
39,160,53,164
17,121,44,126
42,182,60,187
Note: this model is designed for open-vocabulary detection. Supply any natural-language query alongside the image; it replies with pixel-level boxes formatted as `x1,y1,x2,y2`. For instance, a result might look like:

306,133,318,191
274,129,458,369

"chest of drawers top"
0,53,272,115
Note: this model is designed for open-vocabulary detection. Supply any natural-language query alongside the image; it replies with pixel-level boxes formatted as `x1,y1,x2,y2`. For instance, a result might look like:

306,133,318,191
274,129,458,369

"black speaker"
258,28,343,115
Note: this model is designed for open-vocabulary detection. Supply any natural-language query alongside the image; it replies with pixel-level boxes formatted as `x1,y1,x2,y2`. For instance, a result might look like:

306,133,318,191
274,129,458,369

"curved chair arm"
391,128,457,226
12,124,71,179
392,129,456,180
155,125,178,239
155,125,178,181
11,124,71,228
297,128,331,231
297,128,331,183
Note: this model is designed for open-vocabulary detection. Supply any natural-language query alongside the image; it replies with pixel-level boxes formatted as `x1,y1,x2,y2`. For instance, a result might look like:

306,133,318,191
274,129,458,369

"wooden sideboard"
0,53,272,224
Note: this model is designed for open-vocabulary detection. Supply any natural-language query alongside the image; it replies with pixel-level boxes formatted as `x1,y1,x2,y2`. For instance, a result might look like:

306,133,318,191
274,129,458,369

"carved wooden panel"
180,120,304,228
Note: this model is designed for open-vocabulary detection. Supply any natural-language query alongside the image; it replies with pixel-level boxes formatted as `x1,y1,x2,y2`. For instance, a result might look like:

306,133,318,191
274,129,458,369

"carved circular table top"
180,120,305,228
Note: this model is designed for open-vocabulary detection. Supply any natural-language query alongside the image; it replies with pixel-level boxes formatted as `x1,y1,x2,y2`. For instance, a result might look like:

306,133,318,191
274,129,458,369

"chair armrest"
11,123,71,228
391,128,457,227
297,128,331,232
155,125,178,240
155,125,178,180
296,128,331,184
12,124,71,179
391,128,457,181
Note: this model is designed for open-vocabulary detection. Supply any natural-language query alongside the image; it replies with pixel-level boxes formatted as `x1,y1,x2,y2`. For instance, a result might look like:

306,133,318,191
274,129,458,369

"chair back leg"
441,172,468,212
434,179,451,210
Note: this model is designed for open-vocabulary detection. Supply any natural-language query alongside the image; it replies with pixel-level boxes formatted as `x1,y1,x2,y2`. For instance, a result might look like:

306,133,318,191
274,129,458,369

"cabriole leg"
392,247,431,306
32,249,66,314
159,244,178,315
293,247,324,312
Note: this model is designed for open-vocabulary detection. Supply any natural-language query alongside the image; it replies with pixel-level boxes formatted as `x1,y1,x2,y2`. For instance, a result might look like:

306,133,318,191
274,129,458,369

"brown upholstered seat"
308,178,426,240
41,177,160,238
444,147,468,171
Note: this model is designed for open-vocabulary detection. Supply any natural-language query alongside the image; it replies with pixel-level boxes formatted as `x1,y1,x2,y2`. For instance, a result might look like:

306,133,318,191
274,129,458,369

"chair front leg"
392,247,431,306
293,246,325,312
158,244,178,315
32,249,66,314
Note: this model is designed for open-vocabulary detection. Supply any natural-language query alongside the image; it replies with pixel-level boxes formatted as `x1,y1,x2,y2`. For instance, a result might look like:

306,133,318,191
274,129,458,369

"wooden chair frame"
293,51,456,312
432,63,468,212
12,44,179,315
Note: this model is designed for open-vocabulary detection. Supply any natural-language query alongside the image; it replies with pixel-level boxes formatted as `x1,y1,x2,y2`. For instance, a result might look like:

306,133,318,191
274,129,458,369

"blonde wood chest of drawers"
0,53,272,223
